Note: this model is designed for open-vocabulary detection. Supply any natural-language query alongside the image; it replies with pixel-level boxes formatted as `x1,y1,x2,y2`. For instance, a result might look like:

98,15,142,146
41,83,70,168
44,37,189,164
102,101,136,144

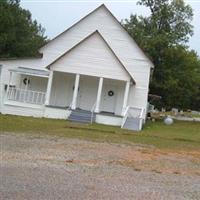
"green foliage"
157,47,200,109
123,0,200,110
0,0,47,58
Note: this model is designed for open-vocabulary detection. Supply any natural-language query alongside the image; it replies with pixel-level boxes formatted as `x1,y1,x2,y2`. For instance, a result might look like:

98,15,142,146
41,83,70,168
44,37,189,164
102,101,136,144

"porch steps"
122,117,141,131
68,109,96,123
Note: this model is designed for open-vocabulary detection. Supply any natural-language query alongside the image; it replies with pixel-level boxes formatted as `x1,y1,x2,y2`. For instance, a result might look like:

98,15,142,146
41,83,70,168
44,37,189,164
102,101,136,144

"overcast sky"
21,0,200,56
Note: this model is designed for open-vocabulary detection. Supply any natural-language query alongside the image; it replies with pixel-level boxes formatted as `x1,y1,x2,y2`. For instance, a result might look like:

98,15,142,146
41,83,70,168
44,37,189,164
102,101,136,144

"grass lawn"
0,114,199,150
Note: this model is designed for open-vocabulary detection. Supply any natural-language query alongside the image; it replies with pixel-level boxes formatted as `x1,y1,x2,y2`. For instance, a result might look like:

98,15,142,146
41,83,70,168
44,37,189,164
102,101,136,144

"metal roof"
10,67,49,78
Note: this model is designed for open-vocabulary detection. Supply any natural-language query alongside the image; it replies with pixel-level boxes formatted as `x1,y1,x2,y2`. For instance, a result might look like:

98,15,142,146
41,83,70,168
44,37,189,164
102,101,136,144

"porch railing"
121,106,145,130
7,87,46,105
90,101,97,124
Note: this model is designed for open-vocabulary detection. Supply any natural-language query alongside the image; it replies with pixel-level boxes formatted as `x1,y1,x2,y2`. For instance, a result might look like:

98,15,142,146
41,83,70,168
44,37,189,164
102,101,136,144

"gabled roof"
46,30,136,84
41,4,154,68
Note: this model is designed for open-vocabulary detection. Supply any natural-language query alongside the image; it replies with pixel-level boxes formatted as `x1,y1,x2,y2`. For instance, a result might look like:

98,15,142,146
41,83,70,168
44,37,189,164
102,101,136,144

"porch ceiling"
9,67,49,78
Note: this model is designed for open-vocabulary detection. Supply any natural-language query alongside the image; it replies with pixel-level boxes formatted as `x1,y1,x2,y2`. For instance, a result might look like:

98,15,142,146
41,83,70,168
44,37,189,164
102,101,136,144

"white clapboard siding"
128,86,149,109
50,73,125,115
39,5,152,111
96,114,122,126
40,6,152,83
19,75,48,92
1,6,152,77
0,59,45,73
2,103,44,117
50,32,130,81
50,72,74,107
0,5,153,119
40,6,151,64
76,76,99,110
1,5,152,86
44,107,71,119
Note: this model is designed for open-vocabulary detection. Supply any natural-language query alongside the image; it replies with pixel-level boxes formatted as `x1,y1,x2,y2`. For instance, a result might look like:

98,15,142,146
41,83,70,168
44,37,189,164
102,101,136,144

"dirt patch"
1,133,199,175
109,148,200,175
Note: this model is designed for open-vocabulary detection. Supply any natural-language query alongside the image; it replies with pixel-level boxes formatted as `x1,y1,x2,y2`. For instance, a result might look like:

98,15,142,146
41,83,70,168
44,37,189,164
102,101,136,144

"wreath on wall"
72,86,80,91
108,90,114,96
23,78,30,85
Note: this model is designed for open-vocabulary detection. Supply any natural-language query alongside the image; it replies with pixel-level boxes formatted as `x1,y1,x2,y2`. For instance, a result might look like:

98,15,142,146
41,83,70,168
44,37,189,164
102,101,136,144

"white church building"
0,4,154,131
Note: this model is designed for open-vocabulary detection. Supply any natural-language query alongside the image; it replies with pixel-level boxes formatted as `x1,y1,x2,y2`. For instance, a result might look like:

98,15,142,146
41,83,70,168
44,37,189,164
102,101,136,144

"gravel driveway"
0,133,200,200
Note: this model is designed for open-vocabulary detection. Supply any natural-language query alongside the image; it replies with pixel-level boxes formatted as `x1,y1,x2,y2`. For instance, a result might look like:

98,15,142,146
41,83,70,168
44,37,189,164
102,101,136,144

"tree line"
0,0,46,58
123,0,200,111
0,0,199,110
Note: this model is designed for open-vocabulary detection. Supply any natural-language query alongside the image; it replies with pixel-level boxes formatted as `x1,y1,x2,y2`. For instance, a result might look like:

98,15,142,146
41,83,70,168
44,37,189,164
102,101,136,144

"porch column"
121,80,130,116
0,65,2,108
71,74,80,110
95,77,103,113
45,71,53,105
0,65,2,106
6,71,12,99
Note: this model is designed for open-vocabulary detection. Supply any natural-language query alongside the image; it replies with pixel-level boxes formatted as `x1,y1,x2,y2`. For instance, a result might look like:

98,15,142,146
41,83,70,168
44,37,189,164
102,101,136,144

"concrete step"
68,109,96,123
68,117,92,123
72,109,91,113
122,117,142,131
68,115,95,121
70,112,92,118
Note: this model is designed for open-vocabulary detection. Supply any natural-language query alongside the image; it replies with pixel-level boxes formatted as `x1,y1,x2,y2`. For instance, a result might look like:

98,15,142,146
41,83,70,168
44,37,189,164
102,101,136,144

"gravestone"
171,108,178,116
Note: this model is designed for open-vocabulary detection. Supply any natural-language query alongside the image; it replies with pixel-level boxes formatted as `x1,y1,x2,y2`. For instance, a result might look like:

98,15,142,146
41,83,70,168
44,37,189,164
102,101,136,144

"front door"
101,84,117,113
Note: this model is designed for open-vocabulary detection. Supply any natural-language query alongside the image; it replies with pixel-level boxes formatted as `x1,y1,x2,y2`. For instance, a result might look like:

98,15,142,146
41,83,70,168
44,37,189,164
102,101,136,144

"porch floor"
99,111,122,118
46,105,69,110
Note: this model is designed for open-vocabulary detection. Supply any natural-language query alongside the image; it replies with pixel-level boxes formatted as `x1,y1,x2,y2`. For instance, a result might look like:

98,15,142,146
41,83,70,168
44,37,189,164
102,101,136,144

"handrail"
121,106,145,128
90,101,96,124
139,108,145,130
139,108,145,119
67,101,73,111
121,106,130,128
122,106,130,117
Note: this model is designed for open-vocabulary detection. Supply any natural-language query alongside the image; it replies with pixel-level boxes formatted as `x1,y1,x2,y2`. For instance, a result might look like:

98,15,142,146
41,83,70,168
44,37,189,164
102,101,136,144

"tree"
123,0,200,110
157,47,200,110
0,0,47,58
